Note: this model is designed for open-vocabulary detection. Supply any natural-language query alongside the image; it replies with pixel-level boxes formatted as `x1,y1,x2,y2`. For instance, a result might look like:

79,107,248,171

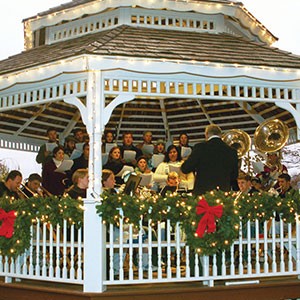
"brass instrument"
254,119,289,154
16,186,30,199
222,129,251,159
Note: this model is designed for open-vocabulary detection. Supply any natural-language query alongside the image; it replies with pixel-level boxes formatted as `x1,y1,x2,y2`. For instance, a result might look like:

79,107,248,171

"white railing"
0,213,299,289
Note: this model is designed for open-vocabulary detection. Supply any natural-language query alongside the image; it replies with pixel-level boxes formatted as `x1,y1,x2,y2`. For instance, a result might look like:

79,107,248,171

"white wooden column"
83,70,106,292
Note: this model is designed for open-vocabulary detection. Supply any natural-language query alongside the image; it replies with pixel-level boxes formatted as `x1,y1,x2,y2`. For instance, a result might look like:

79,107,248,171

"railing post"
83,198,106,292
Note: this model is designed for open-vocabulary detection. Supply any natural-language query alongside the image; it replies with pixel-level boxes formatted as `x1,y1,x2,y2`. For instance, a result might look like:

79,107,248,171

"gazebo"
1,0,300,299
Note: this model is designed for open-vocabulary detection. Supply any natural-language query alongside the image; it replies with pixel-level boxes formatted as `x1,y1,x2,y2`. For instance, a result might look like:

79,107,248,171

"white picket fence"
0,214,300,289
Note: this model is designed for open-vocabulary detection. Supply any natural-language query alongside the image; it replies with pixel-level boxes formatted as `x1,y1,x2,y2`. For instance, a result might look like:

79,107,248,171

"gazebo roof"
0,25,299,76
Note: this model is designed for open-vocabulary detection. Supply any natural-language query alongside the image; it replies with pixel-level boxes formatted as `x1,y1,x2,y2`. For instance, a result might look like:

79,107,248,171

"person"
251,177,263,193
21,173,44,198
153,144,194,192
136,131,154,161
42,145,73,196
160,171,179,197
258,151,288,190
71,142,89,174
177,133,193,160
63,135,77,158
102,169,117,193
181,124,238,195
0,170,22,199
135,156,152,175
103,146,129,185
237,173,258,195
73,128,85,143
153,139,166,155
119,132,143,167
67,169,89,199
36,127,60,168
102,130,116,153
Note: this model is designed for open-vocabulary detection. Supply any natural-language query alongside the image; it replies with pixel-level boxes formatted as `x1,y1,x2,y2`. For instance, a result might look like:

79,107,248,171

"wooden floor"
1,277,300,300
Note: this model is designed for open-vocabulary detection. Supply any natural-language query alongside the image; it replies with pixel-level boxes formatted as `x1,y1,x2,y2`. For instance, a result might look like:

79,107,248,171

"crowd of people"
0,124,296,205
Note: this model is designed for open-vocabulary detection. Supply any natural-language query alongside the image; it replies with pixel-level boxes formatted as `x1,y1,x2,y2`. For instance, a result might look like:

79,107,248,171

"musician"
259,151,288,190
22,173,43,198
67,169,88,199
136,131,154,161
0,170,22,199
160,171,179,197
181,124,238,195
73,128,85,144
36,127,60,168
63,135,76,158
71,142,89,175
237,173,258,195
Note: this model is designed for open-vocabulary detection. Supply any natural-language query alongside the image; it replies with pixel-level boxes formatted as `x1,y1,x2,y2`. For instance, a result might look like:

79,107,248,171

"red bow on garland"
196,198,223,238
0,209,17,239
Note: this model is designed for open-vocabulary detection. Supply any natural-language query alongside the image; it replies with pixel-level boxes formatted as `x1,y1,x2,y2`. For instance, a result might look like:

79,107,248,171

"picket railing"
0,213,299,289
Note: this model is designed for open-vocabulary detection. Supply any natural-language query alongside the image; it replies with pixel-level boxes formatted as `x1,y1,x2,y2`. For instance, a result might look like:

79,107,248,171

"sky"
0,0,300,60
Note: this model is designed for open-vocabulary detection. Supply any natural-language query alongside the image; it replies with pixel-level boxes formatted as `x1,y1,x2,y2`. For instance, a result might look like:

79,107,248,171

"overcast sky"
0,0,299,60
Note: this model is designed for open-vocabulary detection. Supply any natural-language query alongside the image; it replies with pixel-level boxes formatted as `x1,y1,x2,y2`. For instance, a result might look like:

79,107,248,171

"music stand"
123,174,141,195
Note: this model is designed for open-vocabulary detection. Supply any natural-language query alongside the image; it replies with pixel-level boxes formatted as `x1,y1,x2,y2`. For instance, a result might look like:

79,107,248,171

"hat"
156,139,165,145
65,135,76,143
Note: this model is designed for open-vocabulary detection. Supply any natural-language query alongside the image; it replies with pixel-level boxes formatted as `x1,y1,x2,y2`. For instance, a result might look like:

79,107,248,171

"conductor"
181,124,238,195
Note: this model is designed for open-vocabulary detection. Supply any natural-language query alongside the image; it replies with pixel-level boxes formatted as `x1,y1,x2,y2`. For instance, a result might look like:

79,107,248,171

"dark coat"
181,137,238,195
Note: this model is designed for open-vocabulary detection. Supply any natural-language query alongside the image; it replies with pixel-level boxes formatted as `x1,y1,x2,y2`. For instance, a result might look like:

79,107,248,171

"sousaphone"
222,129,251,159
254,119,289,153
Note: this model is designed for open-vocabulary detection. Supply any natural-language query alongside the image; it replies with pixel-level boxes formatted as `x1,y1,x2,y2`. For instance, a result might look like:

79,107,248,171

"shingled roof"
1,25,300,76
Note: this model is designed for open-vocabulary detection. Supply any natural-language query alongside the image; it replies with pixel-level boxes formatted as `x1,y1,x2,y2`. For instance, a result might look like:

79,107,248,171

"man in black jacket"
181,124,238,195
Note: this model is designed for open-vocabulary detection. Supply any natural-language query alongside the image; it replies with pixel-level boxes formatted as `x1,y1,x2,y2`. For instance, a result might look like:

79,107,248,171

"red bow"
196,198,223,238
0,209,17,239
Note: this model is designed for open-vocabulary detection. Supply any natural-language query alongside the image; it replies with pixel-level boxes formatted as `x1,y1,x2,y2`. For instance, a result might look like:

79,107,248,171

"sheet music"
252,161,264,174
54,159,74,173
105,143,117,154
141,144,154,156
168,163,181,175
102,153,109,166
152,154,165,168
181,146,192,159
123,150,136,162
70,149,82,160
115,165,134,177
45,142,57,152
75,143,85,151
139,173,153,186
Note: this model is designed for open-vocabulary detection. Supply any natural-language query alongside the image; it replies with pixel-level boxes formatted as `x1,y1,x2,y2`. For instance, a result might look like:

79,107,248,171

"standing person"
181,124,238,195
36,127,60,168
42,146,73,196
0,170,22,199
71,142,89,174
136,131,154,160
63,135,77,158
119,132,143,167
73,128,85,144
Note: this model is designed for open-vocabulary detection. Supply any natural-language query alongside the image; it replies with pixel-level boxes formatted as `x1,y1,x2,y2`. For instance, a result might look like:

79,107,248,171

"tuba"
254,119,289,153
222,129,251,159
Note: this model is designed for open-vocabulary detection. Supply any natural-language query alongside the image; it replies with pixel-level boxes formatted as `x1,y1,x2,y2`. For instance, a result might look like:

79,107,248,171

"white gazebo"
1,0,300,298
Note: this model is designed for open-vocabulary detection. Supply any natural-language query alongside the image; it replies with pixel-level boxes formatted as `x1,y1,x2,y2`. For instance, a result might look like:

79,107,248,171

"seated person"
237,172,258,195
251,177,263,193
22,173,43,198
0,170,22,199
160,172,179,197
67,169,89,199
102,169,117,193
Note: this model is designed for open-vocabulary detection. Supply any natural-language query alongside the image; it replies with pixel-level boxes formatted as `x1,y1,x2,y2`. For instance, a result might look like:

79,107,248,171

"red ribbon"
196,198,223,238
0,209,17,239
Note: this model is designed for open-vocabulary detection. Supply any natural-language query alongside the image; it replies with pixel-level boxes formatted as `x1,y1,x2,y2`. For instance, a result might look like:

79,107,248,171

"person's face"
137,159,147,172
278,178,290,192
180,134,188,146
67,140,76,150
267,153,278,165
78,174,89,189
123,134,133,146
111,148,121,160
47,130,57,142
103,174,116,189
238,179,251,193
54,149,65,161
105,132,114,143
156,143,165,153
167,176,179,187
28,179,41,192
143,132,152,144
8,176,22,192
83,145,89,158
75,130,84,142
168,148,178,162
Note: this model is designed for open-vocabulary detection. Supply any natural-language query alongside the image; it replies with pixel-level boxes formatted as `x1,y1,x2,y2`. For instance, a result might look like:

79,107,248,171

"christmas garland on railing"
96,189,300,256
0,195,83,257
